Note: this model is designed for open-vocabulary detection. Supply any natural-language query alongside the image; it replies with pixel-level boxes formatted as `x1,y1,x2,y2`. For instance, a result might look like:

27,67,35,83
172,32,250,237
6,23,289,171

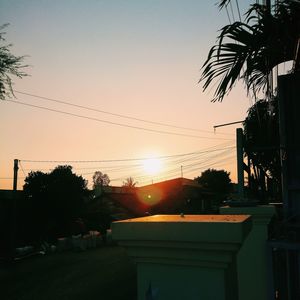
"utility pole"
213,121,245,200
236,128,244,200
181,166,183,178
13,159,19,191
213,120,244,132
9,159,19,262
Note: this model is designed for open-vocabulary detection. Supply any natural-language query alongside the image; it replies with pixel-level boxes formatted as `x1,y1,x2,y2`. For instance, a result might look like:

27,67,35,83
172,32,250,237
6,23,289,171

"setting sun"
142,158,162,175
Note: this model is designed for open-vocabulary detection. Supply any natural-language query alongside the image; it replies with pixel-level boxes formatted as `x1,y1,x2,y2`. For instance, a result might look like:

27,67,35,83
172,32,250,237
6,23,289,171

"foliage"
243,99,281,199
217,0,231,10
0,24,28,100
243,99,280,178
92,171,110,189
200,1,300,102
195,168,232,204
122,177,138,189
23,165,89,240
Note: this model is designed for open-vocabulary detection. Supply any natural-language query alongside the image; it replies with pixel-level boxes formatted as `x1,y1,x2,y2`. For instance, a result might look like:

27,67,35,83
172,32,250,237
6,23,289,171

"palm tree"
122,177,138,189
243,99,281,200
200,1,300,102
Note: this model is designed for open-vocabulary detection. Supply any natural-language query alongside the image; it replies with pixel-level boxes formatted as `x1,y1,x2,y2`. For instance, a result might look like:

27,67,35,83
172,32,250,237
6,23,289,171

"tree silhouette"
92,171,110,189
23,165,89,240
0,24,28,100
122,177,138,189
243,99,281,200
195,169,232,205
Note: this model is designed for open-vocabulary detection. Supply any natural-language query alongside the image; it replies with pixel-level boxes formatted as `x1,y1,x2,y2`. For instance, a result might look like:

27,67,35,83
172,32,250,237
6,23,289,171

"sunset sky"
1,0,254,189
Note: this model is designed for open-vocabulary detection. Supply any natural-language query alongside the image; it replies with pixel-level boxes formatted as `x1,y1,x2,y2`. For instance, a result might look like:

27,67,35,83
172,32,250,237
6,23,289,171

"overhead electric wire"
165,143,234,163
80,147,235,182
18,161,27,177
18,145,235,164
75,164,141,172
174,149,234,173
185,156,236,176
23,163,142,172
235,0,242,21
225,5,232,24
80,149,235,182
8,99,234,141
137,155,236,186
185,152,235,172
16,144,236,185
0,176,27,180
111,148,235,185
15,90,233,136
229,0,236,22
12,143,236,187
162,153,236,181
169,147,231,165
8,153,235,186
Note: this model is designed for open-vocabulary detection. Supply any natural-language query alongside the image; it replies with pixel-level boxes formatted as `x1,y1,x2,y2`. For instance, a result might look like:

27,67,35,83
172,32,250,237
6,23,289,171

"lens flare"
136,186,164,206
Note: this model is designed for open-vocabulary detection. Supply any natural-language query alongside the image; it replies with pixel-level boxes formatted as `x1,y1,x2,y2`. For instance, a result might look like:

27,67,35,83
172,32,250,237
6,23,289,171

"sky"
0,0,254,189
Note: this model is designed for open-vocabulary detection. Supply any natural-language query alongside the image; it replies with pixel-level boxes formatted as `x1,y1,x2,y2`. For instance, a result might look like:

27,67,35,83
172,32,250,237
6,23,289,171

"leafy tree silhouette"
195,169,232,206
92,171,110,189
23,165,89,241
0,24,28,100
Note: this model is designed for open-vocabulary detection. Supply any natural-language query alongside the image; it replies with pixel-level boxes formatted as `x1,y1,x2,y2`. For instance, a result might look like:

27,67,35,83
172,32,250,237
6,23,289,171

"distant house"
136,178,215,215
86,178,216,226
85,186,143,224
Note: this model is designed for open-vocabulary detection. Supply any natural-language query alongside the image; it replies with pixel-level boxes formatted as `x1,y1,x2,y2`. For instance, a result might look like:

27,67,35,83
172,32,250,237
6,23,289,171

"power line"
225,5,232,24
15,90,233,136
136,154,236,186
5,144,235,187
64,147,236,182
235,0,242,21
109,148,235,184
8,99,234,141
17,145,235,183
2,148,236,186
19,146,235,164
19,161,27,177
229,0,236,22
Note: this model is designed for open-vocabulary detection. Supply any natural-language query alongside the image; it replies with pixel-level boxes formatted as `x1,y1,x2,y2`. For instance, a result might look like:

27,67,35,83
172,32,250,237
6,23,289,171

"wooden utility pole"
13,159,19,191
9,159,19,262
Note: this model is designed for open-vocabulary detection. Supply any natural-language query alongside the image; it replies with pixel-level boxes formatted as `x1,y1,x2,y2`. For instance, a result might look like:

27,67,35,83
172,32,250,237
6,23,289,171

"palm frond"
200,1,300,102
218,0,231,10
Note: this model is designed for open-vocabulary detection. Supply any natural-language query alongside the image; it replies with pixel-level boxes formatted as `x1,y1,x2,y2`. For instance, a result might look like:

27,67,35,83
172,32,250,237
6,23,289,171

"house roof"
139,177,202,189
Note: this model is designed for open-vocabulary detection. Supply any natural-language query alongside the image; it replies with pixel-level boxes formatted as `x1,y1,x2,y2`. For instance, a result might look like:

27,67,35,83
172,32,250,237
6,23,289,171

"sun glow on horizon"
142,157,162,176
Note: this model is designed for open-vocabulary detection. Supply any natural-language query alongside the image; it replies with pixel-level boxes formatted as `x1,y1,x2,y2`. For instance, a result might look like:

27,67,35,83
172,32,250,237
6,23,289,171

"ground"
0,245,137,300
